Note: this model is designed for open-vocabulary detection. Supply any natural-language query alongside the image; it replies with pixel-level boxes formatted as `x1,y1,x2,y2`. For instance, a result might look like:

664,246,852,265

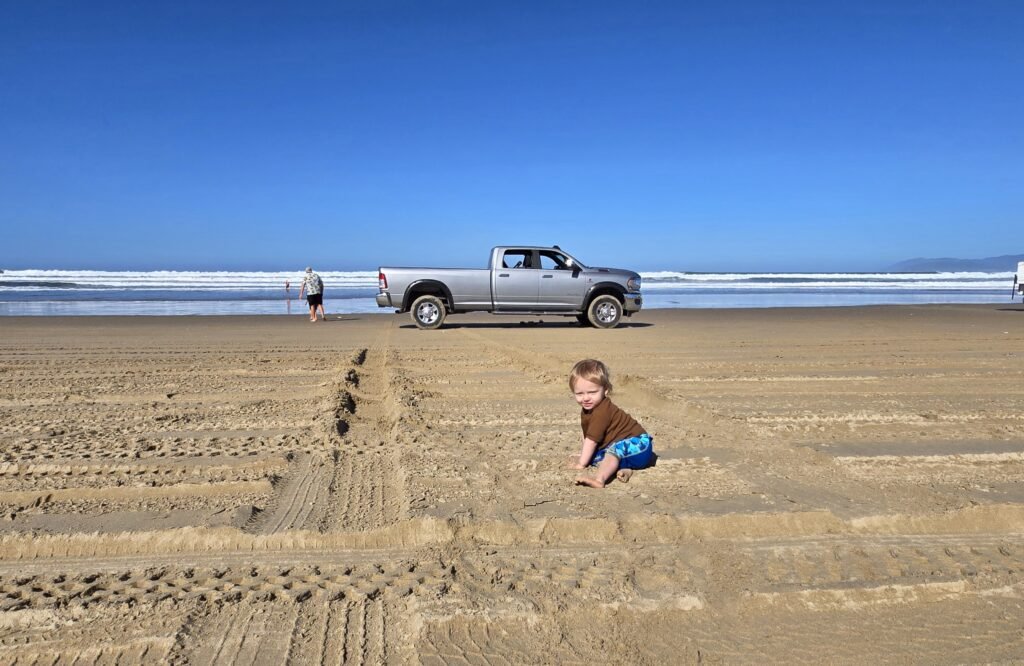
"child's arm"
570,437,599,469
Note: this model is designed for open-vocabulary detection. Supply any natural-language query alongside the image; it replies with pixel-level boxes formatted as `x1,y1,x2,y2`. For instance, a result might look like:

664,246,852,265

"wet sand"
0,305,1022,663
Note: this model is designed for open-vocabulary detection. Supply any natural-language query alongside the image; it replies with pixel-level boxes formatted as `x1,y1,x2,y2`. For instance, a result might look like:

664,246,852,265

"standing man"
298,267,325,322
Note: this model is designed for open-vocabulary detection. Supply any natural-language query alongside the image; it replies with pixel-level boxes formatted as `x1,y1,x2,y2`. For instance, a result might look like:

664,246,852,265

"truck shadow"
399,321,654,330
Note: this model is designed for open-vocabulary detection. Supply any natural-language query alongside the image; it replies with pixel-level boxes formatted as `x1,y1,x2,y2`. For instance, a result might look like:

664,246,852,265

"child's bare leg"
576,455,620,488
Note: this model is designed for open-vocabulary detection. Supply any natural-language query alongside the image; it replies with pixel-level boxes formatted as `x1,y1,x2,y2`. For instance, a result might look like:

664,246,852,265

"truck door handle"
541,274,554,278
498,273,510,278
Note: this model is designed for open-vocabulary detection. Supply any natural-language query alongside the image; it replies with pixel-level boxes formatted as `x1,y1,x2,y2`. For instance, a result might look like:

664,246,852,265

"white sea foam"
641,279,1012,291
638,271,1013,291
0,268,1016,315
0,270,379,290
640,271,1013,281
0,269,1013,291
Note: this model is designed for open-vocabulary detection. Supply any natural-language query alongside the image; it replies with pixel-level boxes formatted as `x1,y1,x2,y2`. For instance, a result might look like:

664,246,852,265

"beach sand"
0,305,1022,663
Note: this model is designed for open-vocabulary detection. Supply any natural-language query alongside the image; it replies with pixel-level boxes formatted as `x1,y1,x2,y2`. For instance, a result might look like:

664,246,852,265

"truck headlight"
627,277,641,291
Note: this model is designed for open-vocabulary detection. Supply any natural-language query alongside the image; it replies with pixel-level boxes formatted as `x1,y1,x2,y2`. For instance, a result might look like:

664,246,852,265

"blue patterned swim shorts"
591,433,654,470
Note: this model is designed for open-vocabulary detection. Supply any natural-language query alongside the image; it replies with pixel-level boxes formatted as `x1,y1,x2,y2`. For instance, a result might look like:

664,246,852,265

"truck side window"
539,252,568,270
503,251,530,269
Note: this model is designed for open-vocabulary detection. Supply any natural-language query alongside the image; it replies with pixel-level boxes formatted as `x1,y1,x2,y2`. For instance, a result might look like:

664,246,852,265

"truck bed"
378,267,493,311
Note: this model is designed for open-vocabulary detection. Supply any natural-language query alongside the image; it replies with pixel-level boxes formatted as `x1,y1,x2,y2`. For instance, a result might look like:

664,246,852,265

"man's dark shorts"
307,294,323,307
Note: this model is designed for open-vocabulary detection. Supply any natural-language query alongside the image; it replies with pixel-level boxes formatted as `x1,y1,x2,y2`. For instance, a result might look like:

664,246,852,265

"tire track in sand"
256,452,333,534
172,601,296,665
287,597,395,666
249,348,387,534
323,339,406,533
179,330,411,663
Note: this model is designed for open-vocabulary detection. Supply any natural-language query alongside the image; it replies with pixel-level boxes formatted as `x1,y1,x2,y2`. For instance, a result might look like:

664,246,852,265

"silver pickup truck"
376,245,642,329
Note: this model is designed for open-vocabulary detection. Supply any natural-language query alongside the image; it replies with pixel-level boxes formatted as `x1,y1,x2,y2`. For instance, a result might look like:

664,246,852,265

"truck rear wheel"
411,294,446,329
587,294,623,329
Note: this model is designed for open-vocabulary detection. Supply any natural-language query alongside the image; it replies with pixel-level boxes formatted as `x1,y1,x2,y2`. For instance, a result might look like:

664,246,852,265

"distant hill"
888,254,1024,272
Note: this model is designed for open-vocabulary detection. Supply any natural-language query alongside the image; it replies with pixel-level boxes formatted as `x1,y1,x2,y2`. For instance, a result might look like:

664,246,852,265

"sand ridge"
0,306,1022,663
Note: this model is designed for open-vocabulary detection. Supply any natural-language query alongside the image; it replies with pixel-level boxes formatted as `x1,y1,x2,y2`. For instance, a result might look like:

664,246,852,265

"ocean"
0,269,1017,316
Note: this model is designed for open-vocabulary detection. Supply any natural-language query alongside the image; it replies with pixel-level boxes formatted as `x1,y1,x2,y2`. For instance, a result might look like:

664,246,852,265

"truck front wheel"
587,295,623,329
411,295,447,329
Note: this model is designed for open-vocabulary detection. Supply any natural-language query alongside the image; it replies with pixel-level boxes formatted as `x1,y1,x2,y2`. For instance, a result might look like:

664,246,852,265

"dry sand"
0,305,1022,664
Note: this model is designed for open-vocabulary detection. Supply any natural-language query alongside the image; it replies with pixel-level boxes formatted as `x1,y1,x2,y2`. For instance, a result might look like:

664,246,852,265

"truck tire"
411,294,446,329
576,313,591,327
587,294,623,329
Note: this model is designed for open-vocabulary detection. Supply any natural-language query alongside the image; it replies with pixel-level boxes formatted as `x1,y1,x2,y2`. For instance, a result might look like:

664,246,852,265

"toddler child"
568,359,654,488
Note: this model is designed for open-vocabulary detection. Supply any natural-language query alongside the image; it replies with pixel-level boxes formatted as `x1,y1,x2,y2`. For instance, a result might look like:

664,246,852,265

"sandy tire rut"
248,347,404,535
0,334,426,665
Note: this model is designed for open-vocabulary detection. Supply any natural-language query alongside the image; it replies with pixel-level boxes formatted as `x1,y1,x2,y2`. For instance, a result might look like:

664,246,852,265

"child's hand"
565,456,587,470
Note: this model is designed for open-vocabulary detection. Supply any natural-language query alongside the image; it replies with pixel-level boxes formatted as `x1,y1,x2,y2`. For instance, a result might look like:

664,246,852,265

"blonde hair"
569,359,612,393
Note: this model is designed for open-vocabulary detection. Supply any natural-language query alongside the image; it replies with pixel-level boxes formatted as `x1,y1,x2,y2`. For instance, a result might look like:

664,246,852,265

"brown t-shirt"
580,397,645,449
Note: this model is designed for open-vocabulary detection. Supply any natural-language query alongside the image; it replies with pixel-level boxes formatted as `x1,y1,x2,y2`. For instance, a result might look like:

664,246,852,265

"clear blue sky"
2,1,1022,272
